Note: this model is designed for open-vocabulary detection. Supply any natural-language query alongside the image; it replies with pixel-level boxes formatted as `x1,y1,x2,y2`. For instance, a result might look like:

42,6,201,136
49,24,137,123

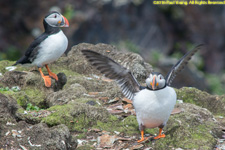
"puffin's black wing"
82,50,141,100
13,33,48,65
165,44,203,86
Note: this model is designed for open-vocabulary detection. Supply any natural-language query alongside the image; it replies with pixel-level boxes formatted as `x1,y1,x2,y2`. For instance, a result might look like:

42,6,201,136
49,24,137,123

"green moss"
0,60,15,74
0,85,45,108
0,87,28,108
76,132,87,139
0,90,15,95
93,115,140,136
42,102,109,132
49,64,82,77
175,88,196,104
149,107,217,149
75,98,98,105
43,104,140,136
76,145,93,150
23,87,45,106
176,87,225,116
15,87,45,108
16,92,29,107
17,107,25,114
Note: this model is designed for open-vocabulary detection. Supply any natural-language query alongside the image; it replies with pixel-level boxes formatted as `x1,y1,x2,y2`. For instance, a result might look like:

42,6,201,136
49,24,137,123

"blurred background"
0,0,224,95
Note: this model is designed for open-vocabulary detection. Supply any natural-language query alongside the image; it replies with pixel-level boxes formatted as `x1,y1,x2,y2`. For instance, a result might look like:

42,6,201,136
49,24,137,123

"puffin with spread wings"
82,45,202,142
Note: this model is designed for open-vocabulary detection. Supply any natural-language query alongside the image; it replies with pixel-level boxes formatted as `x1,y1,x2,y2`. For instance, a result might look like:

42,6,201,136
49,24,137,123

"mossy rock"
15,107,42,124
176,87,225,116
0,60,14,74
46,83,88,106
0,86,46,109
42,102,110,131
149,103,221,149
0,93,18,124
63,43,153,82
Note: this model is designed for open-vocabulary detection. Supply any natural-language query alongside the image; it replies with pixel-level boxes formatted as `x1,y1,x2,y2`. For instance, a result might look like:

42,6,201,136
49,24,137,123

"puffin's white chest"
32,30,68,67
133,87,176,128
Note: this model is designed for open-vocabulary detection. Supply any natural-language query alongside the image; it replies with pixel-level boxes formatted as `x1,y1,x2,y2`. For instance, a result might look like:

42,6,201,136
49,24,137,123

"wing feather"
165,44,203,86
82,50,140,100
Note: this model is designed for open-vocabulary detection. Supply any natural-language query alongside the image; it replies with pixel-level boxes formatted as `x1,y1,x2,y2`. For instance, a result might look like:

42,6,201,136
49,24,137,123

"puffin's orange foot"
137,130,149,143
45,64,58,81
154,133,165,140
42,76,52,87
137,137,148,143
48,72,58,81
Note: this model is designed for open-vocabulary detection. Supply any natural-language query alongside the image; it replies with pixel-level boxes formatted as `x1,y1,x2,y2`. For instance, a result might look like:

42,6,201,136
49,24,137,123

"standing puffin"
14,11,69,87
82,45,202,142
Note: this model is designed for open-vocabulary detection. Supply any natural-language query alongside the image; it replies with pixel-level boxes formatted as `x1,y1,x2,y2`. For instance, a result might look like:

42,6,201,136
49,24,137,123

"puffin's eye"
159,75,163,80
54,14,57,18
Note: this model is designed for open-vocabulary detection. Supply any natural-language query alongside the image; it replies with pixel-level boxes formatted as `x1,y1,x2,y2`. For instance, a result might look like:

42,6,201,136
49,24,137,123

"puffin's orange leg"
39,68,51,87
137,130,147,142
45,65,58,81
154,128,165,140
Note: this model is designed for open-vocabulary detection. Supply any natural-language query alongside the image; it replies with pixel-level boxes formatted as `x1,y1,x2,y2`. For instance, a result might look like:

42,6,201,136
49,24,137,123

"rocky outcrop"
176,87,225,116
0,43,224,149
62,43,153,81
0,93,77,150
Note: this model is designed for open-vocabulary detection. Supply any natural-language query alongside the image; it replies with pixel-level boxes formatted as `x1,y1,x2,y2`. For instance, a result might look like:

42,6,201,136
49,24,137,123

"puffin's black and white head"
44,11,69,27
146,72,166,90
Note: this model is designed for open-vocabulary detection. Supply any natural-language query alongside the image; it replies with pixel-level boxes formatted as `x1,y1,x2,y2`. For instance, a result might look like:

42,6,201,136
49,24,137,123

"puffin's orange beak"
62,16,69,27
152,75,156,90
151,75,158,90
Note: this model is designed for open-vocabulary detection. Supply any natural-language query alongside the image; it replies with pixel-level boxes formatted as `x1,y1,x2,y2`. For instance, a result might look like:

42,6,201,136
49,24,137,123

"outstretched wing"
82,50,141,100
165,44,203,86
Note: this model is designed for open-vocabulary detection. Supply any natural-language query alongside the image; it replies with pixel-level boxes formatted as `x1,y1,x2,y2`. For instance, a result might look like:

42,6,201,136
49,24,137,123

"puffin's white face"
146,73,166,90
44,12,69,27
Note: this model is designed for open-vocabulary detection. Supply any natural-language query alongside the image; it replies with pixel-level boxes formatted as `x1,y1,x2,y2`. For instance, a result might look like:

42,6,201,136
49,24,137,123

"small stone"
97,134,116,148
92,74,100,79
175,148,184,150
77,139,87,146
88,128,101,132
129,144,144,149
6,122,16,126
19,145,28,150
171,108,182,115
5,66,17,71
5,131,10,136
11,130,19,138
108,97,120,104
88,92,100,96
99,97,109,101
86,100,96,106
114,131,120,135
177,100,183,104
101,77,113,82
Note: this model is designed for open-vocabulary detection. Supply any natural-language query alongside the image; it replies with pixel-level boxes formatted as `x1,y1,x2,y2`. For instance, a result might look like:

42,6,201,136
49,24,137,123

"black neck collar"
43,20,60,35
140,84,167,91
